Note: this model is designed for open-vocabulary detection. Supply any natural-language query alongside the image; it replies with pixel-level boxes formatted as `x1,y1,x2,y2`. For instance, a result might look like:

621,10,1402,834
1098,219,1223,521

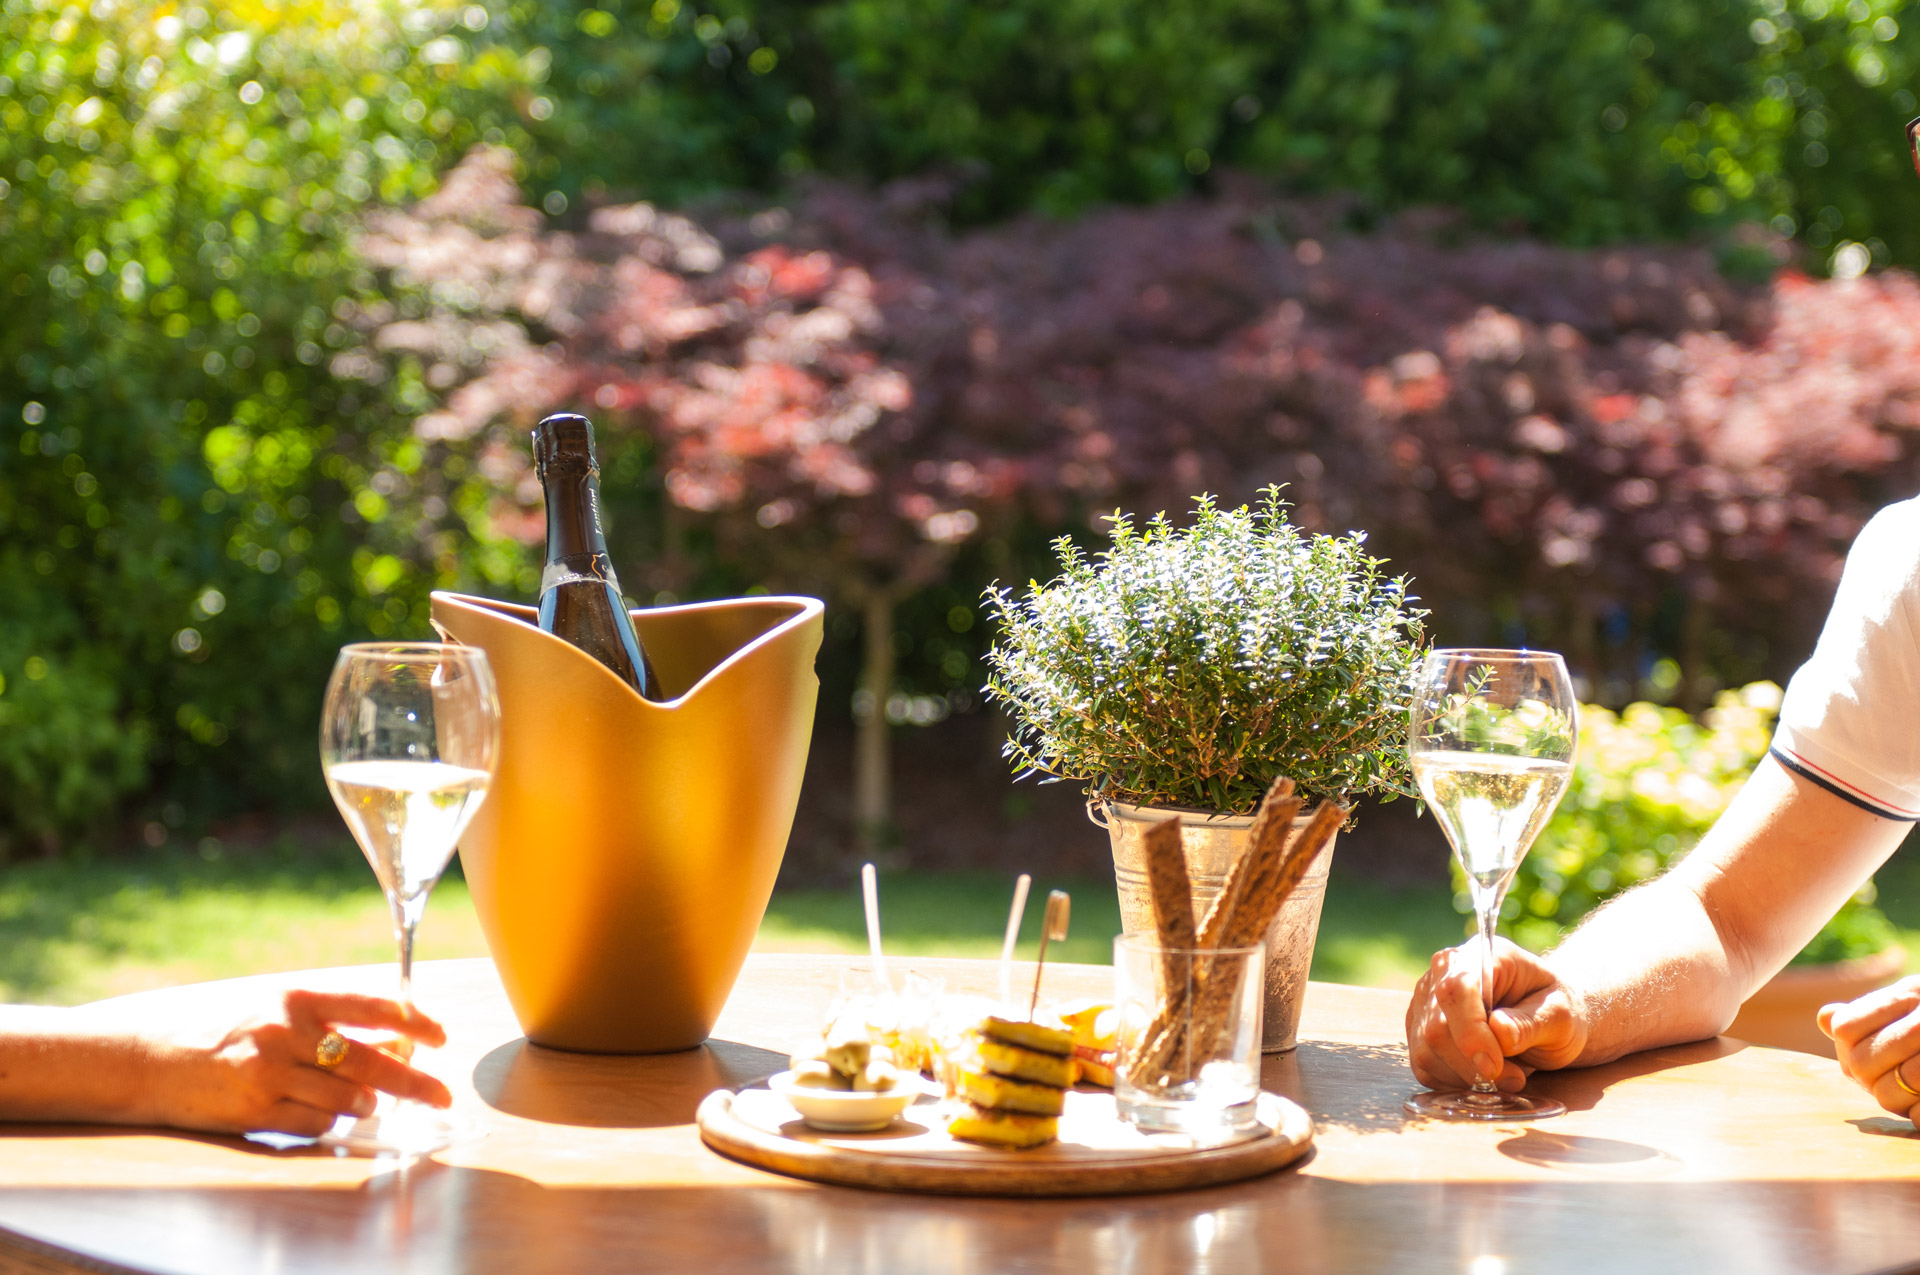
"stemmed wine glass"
1405,648,1576,1121
320,643,499,1153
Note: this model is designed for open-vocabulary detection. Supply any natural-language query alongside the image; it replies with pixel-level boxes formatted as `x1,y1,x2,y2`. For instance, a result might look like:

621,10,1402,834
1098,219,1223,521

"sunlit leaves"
0,0,537,847
982,489,1428,813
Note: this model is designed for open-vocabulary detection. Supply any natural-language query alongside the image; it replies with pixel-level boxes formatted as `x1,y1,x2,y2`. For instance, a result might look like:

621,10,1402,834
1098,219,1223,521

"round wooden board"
696,1086,1314,1197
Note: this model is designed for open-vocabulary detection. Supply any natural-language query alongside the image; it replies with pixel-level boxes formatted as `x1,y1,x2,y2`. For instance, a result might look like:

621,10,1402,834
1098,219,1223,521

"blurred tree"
353,149,1044,849
0,0,534,851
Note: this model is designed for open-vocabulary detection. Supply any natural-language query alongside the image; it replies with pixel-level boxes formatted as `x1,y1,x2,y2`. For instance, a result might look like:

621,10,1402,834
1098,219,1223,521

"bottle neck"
542,466,613,569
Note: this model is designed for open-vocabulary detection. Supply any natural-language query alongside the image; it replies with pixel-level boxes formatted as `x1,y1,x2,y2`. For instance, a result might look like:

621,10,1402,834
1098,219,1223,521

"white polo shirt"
1771,495,1920,821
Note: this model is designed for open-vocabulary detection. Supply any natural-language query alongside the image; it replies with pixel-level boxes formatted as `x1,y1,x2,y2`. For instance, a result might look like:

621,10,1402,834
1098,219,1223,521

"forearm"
1542,874,1745,1067
0,1007,169,1125
1542,756,1909,1068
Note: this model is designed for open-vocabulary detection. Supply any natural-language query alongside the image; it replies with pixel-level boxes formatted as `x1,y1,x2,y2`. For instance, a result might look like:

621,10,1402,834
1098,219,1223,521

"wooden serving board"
696,1086,1313,1197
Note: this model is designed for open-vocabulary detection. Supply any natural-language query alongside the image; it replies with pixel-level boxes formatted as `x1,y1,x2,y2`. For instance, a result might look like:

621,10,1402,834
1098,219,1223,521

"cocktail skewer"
861,862,890,994
998,873,1032,1008
1028,889,1070,1019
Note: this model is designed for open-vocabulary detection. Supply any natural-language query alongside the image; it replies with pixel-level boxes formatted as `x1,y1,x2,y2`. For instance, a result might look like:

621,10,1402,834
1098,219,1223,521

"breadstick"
1142,816,1195,951
1194,778,1296,951
1172,799,1348,1070
1133,817,1196,1079
1128,779,1301,1084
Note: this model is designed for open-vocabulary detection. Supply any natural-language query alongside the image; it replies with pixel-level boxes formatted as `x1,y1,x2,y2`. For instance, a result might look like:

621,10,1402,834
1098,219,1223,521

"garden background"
7,0,1920,1004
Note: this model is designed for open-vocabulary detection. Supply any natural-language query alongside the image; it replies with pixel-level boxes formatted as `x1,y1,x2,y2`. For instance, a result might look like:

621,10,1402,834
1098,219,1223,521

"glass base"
319,1100,476,1157
1405,1088,1566,1122
1115,1092,1261,1143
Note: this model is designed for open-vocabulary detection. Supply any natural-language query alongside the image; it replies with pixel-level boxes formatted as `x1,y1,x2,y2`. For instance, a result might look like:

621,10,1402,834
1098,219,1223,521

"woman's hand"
1819,976,1920,1121
136,989,452,1137
1406,939,1588,1091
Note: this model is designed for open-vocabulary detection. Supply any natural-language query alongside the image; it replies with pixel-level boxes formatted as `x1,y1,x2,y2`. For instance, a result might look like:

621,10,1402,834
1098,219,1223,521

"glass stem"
1473,895,1500,1096
392,892,425,1014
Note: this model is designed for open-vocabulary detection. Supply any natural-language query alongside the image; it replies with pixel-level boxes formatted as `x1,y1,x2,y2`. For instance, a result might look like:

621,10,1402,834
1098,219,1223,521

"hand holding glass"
1405,648,1576,1121
320,643,499,1153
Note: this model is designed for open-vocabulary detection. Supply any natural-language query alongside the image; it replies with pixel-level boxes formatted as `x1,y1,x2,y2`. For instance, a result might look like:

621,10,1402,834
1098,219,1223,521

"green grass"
0,837,1470,1005
0,840,489,1005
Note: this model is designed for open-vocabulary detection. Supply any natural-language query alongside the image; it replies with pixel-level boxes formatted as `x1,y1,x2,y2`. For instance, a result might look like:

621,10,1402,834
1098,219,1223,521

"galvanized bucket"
1094,799,1336,1053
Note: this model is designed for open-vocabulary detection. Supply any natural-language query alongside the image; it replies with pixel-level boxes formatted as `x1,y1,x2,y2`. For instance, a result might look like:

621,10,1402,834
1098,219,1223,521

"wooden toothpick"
1028,889,1071,1020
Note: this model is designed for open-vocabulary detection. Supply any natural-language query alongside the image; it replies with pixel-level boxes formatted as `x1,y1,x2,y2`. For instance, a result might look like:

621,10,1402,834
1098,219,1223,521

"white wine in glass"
320,643,500,1154
1405,648,1576,1122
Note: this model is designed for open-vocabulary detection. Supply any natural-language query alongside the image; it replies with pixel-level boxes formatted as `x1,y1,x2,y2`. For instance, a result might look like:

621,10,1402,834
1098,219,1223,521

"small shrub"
980,490,1427,813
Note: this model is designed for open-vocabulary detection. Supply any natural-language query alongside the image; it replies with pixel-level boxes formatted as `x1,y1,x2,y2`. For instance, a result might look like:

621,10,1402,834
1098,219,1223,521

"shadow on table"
1278,1034,1752,1135
1275,1040,1422,1135
1496,1129,1683,1175
472,1037,788,1129
1528,1036,1746,1115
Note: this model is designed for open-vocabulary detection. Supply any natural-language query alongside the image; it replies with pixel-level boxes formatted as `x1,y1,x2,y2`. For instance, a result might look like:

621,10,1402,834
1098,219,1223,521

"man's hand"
136,989,453,1137
1819,976,1920,1122
1406,939,1587,1091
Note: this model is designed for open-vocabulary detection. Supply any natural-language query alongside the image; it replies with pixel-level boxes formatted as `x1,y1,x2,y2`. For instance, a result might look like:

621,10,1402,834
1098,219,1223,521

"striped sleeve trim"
1769,746,1920,821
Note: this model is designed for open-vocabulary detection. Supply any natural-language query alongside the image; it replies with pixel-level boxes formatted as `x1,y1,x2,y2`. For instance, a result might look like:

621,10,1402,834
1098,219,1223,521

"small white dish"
766,1070,923,1132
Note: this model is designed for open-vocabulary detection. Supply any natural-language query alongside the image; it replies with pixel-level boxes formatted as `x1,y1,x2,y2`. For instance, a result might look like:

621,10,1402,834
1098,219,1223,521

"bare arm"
1550,755,1907,1062
1409,755,1910,1086
0,990,452,1136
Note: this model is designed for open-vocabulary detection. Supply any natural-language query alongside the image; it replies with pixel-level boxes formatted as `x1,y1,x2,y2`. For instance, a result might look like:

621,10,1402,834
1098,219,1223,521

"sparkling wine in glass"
320,643,499,1153
1405,648,1576,1122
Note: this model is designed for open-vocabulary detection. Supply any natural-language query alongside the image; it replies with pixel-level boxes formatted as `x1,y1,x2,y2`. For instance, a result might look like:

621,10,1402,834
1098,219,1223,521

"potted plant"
1501,680,1905,1057
982,489,1428,1050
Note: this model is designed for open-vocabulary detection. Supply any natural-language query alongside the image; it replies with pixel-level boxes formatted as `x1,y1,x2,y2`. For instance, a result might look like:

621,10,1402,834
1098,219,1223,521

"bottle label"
540,552,625,598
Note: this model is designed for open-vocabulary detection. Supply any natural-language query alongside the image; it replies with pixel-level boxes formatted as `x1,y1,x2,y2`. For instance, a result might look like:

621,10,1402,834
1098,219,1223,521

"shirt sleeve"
1770,497,1920,821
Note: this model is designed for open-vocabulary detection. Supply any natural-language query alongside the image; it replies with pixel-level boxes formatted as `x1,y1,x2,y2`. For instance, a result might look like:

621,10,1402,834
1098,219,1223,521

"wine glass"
1405,648,1576,1121
320,642,499,1153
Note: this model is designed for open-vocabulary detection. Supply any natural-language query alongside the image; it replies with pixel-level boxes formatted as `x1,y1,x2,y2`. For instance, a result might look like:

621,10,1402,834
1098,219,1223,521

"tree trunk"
853,591,895,854
1679,587,1710,715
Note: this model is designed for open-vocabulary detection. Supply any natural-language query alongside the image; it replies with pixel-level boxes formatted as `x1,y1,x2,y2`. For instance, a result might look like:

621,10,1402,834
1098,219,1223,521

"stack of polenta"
947,1016,1075,1149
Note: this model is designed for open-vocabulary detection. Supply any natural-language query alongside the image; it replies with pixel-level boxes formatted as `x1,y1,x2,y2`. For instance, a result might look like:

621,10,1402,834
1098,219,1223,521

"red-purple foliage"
354,148,1920,695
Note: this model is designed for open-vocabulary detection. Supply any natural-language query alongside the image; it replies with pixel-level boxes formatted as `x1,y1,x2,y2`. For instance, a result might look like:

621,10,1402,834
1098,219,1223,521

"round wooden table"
3,955,1919,1274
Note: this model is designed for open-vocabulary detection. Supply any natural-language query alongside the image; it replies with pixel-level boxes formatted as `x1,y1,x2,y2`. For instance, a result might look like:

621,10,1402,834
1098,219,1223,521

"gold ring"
1894,1063,1920,1100
315,1030,350,1071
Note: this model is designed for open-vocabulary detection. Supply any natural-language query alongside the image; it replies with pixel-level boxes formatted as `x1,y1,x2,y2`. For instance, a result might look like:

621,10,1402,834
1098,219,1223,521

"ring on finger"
1893,1062,1920,1100
315,1030,350,1071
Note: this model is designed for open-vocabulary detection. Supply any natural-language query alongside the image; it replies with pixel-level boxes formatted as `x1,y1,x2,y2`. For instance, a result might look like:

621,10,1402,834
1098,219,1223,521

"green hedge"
0,0,536,849
509,0,1920,262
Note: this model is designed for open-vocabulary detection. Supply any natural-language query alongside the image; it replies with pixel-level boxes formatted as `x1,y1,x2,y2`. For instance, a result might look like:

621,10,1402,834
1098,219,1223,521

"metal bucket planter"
430,589,823,1054
1096,800,1336,1054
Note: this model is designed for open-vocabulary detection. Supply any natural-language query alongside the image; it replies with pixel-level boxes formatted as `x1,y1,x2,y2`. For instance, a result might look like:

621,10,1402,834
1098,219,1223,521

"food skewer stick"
998,873,1032,1009
1027,889,1071,1020
861,862,891,994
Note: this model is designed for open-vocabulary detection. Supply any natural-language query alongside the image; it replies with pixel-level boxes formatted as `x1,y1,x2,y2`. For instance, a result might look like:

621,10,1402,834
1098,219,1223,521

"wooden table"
3,955,1919,1275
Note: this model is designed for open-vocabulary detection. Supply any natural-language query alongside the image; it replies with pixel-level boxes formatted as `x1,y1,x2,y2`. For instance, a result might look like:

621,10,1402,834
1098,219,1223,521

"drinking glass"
320,642,500,1153
1405,648,1576,1121
1113,935,1265,1141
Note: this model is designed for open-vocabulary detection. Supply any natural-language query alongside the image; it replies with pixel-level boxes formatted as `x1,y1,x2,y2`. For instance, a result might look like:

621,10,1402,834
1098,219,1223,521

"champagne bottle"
532,412,660,699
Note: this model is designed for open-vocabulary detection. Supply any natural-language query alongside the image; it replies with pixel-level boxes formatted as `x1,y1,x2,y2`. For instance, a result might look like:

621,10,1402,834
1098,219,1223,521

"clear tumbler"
1113,933,1264,1139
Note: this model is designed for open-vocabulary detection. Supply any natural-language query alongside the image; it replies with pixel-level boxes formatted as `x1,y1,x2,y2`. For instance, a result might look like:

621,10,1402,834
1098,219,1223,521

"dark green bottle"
532,413,659,699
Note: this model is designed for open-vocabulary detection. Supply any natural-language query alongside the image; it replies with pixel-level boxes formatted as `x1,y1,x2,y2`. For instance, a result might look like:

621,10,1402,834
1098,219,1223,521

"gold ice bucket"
431,590,823,1053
